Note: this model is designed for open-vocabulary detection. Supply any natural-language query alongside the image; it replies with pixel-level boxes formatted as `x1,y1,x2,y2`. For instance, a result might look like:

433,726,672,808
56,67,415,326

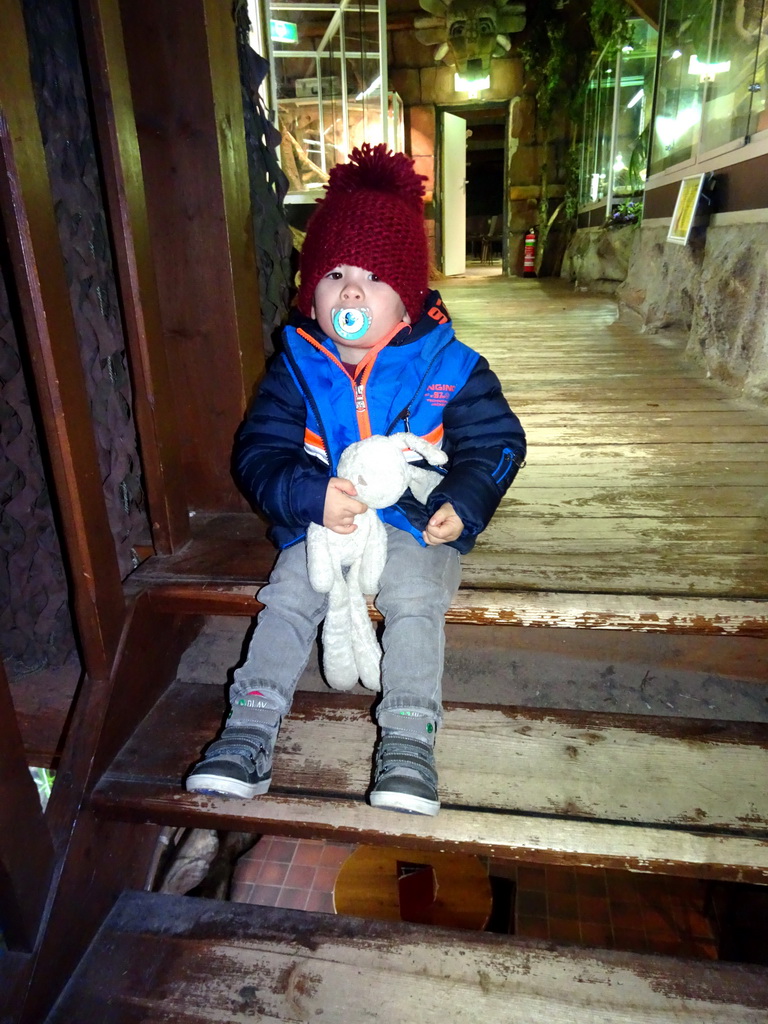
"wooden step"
91,683,768,883
46,890,768,1023
127,515,768,636
134,578,768,637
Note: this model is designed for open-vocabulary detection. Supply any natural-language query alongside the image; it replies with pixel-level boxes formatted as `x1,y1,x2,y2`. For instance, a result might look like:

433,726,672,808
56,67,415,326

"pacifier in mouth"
332,306,371,341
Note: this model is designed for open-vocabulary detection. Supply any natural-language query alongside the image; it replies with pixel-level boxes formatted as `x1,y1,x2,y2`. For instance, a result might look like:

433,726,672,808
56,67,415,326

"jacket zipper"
283,346,337,472
492,447,525,483
384,344,449,435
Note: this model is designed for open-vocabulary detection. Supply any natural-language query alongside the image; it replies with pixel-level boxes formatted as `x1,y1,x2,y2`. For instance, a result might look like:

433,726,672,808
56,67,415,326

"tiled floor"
496,861,718,958
232,836,353,914
232,835,721,960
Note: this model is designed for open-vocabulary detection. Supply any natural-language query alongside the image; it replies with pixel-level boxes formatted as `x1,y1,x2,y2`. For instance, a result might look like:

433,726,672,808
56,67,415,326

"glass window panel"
701,0,768,151
747,0,768,136
345,7,382,152
579,51,618,204
269,1,390,200
612,20,658,196
580,74,600,204
271,4,335,196
594,56,617,202
649,0,710,174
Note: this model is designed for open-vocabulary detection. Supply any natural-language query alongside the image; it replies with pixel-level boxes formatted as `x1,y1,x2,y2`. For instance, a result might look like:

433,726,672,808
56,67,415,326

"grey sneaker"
185,706,281,799
369,734,440,816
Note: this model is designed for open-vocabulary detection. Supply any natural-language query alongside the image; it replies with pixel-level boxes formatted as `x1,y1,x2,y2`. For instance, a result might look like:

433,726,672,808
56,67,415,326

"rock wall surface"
561,224,638,294
618,224,768,401
563,222,768,400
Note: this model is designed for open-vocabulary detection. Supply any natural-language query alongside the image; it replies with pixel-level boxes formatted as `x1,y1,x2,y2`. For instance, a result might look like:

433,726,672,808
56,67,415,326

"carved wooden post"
0,0,125,683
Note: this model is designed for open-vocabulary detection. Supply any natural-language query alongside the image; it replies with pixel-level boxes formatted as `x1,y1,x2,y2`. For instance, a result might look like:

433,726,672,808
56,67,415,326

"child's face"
312,264,409,358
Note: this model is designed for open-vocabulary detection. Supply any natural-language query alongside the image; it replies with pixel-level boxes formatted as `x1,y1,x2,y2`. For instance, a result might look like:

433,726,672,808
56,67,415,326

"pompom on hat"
297,143,429,324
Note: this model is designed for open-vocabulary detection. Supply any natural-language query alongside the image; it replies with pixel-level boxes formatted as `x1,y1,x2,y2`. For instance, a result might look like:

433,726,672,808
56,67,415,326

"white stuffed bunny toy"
307,432,448,691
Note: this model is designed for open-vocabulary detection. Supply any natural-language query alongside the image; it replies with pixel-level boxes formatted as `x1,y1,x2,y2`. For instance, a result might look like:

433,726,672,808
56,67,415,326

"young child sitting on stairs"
186,143,526,816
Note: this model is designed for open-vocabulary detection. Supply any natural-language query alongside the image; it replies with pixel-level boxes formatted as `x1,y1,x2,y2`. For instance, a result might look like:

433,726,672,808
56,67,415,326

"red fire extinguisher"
523,227,537,277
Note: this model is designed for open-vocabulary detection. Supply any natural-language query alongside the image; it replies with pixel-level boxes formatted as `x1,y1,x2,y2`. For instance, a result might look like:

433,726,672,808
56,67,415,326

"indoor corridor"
436,272,768,623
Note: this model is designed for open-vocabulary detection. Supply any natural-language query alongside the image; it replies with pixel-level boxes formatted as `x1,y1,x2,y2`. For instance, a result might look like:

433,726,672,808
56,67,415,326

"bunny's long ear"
392,431,449,467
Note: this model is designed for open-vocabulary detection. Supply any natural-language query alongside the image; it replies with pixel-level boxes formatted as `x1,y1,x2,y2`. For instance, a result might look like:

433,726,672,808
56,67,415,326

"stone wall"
561,220,768,401
617,222,768,400
560,224,638,294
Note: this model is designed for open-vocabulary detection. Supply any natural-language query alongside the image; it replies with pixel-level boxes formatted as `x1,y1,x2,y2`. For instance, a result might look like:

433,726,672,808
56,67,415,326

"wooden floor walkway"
131,275,768,636
441,275,768,609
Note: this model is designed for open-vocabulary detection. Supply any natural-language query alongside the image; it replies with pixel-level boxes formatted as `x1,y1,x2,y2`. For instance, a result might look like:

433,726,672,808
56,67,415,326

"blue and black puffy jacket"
234,290,526,554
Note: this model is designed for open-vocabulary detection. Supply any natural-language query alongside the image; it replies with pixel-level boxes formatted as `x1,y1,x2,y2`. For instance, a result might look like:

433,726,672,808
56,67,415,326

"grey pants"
230,525,461,723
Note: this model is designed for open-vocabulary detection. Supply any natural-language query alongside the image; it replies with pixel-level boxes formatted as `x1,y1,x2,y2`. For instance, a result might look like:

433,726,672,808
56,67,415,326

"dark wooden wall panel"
645,152,768,220
119,0,265,512
21,0,152,579
0,0,125,682
78,0,191,554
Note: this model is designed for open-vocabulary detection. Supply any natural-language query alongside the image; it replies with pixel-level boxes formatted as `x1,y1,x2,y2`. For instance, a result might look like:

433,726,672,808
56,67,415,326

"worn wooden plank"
443,278,768,598
445,590,768,634
127,275,768,612
92,686,768,881
135,581,768,634
48,891,768,1024
504,487,767,518
525,423,768,444
480,516,768,551
530,441,768,465
514,388,765,409
460,554,768,599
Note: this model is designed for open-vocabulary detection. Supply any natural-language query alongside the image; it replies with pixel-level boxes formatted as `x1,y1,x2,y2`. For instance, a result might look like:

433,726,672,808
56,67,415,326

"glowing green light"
270,19,298,43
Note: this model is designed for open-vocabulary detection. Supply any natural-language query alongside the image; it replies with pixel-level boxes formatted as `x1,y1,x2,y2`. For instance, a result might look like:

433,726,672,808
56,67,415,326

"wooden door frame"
436,101,510,276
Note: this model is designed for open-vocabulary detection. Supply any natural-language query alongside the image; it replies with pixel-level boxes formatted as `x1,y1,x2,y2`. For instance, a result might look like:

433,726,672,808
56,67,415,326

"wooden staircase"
91,611,768,882
3,3,768,1020
45,890,768,1022
39,584,768,1022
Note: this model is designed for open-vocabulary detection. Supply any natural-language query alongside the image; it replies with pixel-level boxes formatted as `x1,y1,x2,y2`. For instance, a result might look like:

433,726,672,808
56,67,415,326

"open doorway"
438,103,508,277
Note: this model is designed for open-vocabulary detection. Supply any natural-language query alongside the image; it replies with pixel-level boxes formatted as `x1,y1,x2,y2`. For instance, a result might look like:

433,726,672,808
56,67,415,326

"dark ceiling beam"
625,0,660,30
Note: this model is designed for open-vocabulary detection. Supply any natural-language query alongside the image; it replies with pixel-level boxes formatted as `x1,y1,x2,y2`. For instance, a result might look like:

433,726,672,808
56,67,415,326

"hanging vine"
588,0,636,51
517,0,635,272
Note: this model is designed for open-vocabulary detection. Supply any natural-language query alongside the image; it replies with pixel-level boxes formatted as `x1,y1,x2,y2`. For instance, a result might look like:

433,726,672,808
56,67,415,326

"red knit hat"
297,144,429,324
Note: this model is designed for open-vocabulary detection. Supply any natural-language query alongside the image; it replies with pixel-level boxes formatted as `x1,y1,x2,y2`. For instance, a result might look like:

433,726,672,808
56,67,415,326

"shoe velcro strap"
221,725,274,746
378,736,433,759
206,731,269,762
377,740,436,781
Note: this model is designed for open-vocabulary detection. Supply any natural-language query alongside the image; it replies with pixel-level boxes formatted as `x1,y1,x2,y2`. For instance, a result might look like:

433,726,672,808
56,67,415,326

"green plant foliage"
519,3,590,130
628,122,650,192
517,0,635,272
604,198,643,226
589,0,635,51
30,766,55,810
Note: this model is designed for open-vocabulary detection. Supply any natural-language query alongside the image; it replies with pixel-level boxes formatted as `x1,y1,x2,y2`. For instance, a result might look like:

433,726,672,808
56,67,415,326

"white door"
441,111,467,277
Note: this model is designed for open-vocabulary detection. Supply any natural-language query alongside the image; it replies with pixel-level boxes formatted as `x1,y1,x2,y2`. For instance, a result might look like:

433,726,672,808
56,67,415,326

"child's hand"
323,477,368,534
423,502,464,546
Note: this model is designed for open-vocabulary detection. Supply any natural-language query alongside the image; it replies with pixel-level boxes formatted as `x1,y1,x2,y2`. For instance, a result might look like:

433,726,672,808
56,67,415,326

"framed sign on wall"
667,174,707,245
